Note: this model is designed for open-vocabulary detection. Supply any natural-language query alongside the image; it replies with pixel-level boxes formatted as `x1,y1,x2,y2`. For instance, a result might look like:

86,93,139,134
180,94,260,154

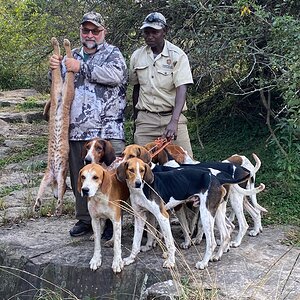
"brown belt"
138,110,173,116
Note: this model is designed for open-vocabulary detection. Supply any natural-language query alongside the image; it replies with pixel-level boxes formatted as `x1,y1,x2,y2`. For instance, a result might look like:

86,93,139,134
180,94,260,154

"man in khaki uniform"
129,12,194,156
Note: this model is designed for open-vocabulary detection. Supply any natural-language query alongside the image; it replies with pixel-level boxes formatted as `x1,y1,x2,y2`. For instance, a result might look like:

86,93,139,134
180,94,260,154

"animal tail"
233,183,265,196
252,153,261,175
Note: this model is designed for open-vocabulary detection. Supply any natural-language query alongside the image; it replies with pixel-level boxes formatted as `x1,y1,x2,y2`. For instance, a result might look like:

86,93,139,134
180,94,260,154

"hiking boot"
69,220,92,237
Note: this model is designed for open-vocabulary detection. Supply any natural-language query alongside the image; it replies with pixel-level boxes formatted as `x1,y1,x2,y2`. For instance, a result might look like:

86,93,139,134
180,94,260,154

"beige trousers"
134,110,193,157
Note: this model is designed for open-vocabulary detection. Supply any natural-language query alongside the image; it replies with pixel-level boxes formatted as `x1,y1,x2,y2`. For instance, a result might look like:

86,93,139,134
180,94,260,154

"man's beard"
81,38,98,49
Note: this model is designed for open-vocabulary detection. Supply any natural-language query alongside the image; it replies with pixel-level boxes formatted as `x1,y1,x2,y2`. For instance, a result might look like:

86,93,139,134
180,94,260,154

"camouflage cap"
140,12,167,30
81,12,105,28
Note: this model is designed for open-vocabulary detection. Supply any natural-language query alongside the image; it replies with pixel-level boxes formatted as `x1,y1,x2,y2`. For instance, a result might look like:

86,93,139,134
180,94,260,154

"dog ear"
115,162,127,182
156,150,169,165
81,141,89,159
77,169,83,194
143,163,154,184
102,140,116,166
139,148,152,164
100,169,111,195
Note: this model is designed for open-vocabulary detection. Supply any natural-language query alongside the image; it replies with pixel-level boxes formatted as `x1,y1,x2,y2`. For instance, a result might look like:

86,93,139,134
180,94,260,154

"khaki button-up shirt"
129,40,193,112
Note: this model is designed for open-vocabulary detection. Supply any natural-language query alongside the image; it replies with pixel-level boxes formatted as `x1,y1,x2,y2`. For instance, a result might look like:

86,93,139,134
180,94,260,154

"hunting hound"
77,163,129,273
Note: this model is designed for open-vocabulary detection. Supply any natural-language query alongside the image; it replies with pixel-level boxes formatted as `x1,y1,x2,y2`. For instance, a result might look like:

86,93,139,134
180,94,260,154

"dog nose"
85,158,92,165
82,187,90,196
84,156,92,165
134,181,142,188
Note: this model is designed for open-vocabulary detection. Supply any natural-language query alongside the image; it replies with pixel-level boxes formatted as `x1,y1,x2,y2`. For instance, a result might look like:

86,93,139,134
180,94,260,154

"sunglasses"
145,13,166,26
81,28,103,35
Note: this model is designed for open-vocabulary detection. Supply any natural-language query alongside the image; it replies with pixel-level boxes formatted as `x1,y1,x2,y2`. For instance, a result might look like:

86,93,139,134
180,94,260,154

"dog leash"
148,137,172,158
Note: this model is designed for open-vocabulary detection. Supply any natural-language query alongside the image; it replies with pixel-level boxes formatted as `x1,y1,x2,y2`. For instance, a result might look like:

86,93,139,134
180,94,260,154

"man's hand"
162,119,178,140
49,54,62,70
65,58,80,73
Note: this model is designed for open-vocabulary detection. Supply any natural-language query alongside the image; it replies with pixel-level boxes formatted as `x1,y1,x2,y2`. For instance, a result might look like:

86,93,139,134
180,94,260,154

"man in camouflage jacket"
50,11,127,237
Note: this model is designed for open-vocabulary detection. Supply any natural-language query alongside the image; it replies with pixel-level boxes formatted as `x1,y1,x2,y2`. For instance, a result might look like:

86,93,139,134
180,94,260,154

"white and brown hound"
33,38,74,215
224,153,267,246
77,163,129,273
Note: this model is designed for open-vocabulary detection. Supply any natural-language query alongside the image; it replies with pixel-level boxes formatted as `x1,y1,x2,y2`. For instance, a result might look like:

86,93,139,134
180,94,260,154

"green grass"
16,95,49,111
0,136,48,169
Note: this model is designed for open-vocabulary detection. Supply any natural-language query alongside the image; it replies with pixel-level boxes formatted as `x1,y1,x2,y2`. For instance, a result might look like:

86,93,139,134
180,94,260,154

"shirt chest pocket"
135,65,149,86
156,69,174,91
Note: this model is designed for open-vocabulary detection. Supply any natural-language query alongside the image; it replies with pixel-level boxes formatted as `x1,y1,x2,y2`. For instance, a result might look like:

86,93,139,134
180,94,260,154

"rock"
0,111,44,123
0,89,40,99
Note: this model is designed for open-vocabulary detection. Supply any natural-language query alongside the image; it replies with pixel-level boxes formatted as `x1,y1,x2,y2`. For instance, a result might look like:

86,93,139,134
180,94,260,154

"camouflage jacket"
61,42,127,141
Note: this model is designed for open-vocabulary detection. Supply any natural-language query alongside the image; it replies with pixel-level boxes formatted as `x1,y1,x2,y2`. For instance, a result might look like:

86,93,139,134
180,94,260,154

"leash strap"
149,137,172,158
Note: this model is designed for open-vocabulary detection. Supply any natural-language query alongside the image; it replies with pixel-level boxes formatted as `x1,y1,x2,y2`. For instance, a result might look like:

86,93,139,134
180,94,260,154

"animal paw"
249,229,260,236
89,255,102,271
163,258,175,268
140,244,153,252
180,241,191,249
195,260,208,270
123,256,135,266
112,258,124,273
191,236,203,245
230,240,241,248
210,254,221,262
104,238,114,248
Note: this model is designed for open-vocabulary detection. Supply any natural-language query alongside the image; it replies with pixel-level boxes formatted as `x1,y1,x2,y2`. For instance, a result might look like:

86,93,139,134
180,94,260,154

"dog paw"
112,258,124,273
195,260,208,270
230,240,241,248
180,241,191,249
89,234,95,241
123,256,135,266
163,258,175,268
140,245,152,252
90,255,102,271
210,255,221,262
104,238,114,248
249,229,259,236
191,237,203,245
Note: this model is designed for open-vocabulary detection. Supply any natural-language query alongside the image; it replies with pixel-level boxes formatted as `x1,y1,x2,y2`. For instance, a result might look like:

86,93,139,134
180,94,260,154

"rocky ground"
0,89,299,300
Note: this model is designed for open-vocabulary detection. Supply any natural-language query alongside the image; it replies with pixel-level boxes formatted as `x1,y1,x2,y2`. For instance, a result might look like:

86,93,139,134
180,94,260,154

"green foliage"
16,98,41,110
0,0,299,220
268,106,300,181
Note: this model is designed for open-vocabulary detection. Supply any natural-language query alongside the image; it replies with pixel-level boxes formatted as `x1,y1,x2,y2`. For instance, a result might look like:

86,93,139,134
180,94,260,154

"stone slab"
0,215,299,299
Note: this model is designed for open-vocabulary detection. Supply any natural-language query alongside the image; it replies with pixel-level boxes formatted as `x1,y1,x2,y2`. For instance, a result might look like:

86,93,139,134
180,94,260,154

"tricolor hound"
144,143,267,247
116,157,176,268
83,138,116,166
117,157,263,269
77,163,129,273
33,38,74,215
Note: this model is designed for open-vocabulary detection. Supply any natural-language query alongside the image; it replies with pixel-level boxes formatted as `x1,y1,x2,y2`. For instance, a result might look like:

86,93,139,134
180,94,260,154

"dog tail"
252,153,261,176
233,183,265,196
